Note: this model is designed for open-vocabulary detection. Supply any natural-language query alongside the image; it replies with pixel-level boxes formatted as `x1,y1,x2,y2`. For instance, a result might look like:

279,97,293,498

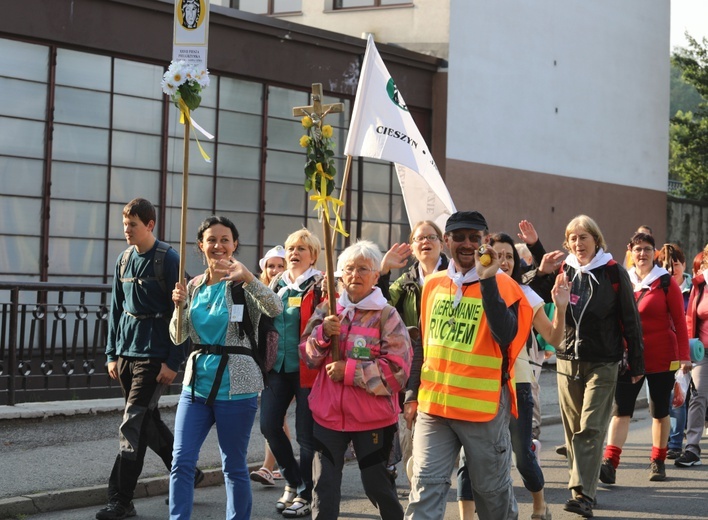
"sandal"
272,469,284,480
282,497,312,518
276,486,297,512
250,467,275,486
564,494,593,518
531,504,552,520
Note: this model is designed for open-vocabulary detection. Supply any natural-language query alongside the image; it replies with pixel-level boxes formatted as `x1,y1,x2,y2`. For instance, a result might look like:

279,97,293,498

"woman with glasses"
600,232,690,485
301,240,412,520
377,221,448,482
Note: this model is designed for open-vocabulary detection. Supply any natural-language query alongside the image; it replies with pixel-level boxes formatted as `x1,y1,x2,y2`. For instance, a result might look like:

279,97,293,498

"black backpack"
231,282,279,387
119,240,172,293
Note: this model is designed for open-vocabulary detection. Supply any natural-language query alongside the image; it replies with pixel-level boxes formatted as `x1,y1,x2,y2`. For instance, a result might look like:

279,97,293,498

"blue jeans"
260,370,314,500
669,395,687,450
509,383,544,493
169,391,257,520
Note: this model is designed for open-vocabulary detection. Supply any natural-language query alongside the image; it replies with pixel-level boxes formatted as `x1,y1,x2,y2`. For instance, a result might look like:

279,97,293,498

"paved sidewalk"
0,367,650,519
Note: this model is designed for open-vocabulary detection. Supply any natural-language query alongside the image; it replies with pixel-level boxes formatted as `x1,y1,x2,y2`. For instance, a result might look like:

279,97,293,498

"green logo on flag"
387,78,409,112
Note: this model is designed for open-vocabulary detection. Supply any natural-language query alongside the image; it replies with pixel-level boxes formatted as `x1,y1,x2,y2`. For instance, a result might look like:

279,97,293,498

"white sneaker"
532,439,542,466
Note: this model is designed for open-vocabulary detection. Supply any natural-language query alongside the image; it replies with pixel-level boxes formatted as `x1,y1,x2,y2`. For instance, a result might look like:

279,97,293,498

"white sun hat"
259,245,286,271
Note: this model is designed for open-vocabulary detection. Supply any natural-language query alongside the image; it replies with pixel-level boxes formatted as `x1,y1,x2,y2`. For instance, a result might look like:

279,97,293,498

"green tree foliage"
670,61,702,117
670,34,708,199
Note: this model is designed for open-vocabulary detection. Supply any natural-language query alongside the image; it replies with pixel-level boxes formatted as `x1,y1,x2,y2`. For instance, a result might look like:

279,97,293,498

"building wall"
445,0,670,255
259,0,450,59
0,0,441,284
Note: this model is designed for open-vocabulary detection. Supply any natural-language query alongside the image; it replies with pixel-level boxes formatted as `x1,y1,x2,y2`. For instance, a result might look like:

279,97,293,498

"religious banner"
173,0,209,68
344,35,456,231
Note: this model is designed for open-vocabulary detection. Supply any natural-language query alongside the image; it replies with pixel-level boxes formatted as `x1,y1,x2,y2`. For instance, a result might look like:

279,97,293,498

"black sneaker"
675,450,702,467
599,459,616,484
194,467,205,487
666,449,681,460
564,494,594,518
555,445,568,458
96,501,136,520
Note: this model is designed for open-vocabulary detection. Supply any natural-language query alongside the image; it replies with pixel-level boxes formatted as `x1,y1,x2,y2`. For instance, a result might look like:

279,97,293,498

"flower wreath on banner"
299,116,348,237
161,60,214,162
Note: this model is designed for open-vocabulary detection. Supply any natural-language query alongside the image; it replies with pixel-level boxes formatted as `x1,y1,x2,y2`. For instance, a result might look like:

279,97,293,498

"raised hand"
380,243,412,275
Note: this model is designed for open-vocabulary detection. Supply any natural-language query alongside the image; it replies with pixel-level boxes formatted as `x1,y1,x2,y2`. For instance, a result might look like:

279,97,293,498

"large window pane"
0,78,47,119
49,200,106,237
167,137,215,175
359,221,390,250
48,237,106,275
0,38,48,82
273,0,302,12
168,106,217,139
218,111,262,146
0,196,42,235
220,78,263,115
265,149,305,184
165,172,214,209
53,124,109,164
109,168,160,204
114,59,163,99
362,160,392,193
0,157,44,196
268,118,303,150
360,192,390,221
264,182,306,215
238,0,268,14
0,117,46,158
55,49,111,91
216,144,260,179
263,214,305,247
54,86,110,127
113,95,163,133
112,131,161,170
0,235,41,275
52,162,108,201
268,86,308,119
215,178,259,212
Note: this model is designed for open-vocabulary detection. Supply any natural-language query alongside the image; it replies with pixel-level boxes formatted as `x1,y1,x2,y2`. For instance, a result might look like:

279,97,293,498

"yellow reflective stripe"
421,370,500,392
425,344,501,369
419,387,499,415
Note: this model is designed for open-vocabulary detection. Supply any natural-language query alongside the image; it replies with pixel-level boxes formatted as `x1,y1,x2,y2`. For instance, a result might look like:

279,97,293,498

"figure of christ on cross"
293,83,344,360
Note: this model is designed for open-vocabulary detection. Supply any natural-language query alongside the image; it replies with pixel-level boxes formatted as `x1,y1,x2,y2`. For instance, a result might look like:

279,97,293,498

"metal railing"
0,282,182,406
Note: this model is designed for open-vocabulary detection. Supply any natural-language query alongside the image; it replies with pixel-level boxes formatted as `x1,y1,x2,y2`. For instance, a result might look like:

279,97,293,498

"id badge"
230,304,244,322
349,337,372,360
288,296,302,308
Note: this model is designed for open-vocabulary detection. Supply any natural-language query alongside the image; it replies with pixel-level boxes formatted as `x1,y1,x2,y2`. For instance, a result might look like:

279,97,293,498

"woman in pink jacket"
300,240,412,520
600,232,690,484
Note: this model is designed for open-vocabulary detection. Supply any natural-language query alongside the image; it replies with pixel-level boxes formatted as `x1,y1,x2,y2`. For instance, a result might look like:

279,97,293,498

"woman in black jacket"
555,215,644,518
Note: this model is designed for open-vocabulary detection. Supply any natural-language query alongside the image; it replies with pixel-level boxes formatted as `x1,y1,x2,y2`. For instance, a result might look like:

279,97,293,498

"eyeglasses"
631,246,654,254
342,265,373,276
413,234,439,243
449,232,483,243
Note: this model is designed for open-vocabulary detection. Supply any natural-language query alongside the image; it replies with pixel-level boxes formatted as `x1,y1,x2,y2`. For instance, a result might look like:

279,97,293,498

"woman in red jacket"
600,232,691,484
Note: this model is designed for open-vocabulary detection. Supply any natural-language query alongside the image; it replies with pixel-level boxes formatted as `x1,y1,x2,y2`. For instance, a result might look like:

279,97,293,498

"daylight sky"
670,0,708,52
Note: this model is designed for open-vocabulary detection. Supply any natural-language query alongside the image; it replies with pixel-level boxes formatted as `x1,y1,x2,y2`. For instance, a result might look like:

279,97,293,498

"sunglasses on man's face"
449,232,483,243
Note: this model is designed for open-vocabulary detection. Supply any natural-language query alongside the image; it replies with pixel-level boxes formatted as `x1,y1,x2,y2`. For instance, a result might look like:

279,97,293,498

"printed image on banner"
173,0,209,66
428,292,482,352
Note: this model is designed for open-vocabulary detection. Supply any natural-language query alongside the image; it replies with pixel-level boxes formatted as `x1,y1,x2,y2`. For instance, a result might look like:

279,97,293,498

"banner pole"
175,117,190,345
331,154,353,250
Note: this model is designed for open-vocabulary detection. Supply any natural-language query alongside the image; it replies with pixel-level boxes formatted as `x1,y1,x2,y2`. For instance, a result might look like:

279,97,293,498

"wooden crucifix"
293,83,344,360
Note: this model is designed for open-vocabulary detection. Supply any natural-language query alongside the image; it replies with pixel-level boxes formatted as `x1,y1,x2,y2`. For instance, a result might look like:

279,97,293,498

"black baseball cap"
445,211,488,232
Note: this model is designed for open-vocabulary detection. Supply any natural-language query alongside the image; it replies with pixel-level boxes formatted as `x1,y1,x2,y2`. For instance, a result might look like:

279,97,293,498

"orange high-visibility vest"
418,271,532,422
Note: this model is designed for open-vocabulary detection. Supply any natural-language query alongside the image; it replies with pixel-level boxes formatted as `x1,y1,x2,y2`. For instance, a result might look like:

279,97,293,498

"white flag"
344,35,456,232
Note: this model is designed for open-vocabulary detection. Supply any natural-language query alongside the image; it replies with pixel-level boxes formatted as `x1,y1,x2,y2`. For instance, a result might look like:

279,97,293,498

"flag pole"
331,154,353,250
175,117,190,345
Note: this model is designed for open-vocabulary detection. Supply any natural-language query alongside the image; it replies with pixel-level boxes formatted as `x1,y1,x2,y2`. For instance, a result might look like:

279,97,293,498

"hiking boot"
599,459,616,484
564,494,593,518
666,448,681,460
96,501,136,520
649,459,666,481
675,450,702,467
